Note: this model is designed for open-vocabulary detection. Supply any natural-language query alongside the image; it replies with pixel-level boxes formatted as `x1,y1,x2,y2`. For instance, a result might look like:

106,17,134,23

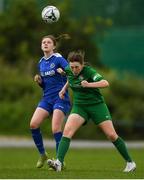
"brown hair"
42,34,70,46
67,50,85,65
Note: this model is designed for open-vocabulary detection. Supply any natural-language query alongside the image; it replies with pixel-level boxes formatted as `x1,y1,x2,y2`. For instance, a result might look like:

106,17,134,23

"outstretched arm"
57,68,66,75
81,79,109,88
59,81,69,99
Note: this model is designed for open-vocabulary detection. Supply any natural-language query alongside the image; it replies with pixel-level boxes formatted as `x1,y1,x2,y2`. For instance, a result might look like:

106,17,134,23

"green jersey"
65,65,105,105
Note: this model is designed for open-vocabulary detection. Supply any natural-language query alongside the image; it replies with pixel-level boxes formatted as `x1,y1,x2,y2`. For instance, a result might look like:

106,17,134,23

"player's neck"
44,51,54,59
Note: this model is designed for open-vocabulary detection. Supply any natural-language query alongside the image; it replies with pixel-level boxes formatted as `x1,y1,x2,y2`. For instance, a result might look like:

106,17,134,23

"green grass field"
0,148,143,179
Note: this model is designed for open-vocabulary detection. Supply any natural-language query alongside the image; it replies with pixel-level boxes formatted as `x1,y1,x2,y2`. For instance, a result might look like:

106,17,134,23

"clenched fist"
34,74,42,85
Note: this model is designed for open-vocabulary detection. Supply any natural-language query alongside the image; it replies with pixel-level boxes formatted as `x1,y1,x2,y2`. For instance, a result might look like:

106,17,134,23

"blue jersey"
38,53,69,101
37,53,71,114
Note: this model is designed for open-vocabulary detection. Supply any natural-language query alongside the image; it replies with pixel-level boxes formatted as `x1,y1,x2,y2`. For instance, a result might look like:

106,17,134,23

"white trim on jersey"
53,53,62,57
39,53,62,63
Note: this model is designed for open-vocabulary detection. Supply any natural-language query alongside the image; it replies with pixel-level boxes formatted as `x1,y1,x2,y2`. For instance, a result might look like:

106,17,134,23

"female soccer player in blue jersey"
48,50,136,172
30,35,71,168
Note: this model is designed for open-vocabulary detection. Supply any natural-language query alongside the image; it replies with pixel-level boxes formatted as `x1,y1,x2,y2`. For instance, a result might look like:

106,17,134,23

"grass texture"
0,148,143,179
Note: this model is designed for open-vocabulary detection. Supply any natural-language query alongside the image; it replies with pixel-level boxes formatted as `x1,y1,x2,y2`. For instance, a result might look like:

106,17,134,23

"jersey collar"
43,53,62,61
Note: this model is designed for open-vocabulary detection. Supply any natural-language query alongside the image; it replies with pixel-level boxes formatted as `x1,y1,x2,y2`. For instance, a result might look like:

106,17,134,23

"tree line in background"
0,0,144,139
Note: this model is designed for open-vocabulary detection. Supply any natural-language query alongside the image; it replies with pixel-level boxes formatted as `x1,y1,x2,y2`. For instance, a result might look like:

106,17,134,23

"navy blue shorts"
38,97,71,115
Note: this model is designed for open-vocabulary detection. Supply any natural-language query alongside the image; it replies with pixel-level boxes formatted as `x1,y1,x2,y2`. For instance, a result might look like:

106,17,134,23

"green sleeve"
87,67,103,82
64,65,71,75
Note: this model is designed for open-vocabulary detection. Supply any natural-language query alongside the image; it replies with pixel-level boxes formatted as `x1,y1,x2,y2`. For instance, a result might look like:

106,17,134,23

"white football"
41,5,60,23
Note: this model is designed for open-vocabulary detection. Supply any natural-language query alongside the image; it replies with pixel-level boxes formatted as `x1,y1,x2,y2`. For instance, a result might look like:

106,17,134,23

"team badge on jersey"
50,63,55,69
79,75,84,81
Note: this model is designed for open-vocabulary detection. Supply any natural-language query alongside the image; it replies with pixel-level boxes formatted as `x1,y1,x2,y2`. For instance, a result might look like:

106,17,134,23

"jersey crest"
79,75,84,81
50,63,55,68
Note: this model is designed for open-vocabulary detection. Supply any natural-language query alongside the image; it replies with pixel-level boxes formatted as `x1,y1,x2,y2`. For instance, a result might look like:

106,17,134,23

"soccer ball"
41,5,60,23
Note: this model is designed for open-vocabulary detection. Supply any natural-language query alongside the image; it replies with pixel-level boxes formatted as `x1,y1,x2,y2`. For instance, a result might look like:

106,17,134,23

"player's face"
41,38,56,53
70,62,84,76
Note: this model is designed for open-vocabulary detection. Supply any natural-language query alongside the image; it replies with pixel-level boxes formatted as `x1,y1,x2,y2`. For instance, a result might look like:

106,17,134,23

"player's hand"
57,68,66,75
34,74,42,85
59,89,66,99
81,80,89,87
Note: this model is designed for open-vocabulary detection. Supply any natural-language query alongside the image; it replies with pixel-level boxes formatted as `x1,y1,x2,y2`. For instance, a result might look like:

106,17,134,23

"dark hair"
42,34,70,46
67,50,85,65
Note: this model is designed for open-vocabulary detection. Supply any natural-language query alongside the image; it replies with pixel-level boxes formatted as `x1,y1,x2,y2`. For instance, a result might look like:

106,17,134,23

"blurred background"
0,0,144,140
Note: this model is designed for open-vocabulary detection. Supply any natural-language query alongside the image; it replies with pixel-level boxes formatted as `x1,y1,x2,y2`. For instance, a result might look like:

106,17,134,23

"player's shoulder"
64,65,71,73
84,65,97,72
65,64,70,70
53,53,68,62
53,53,62,57
38,57,44,63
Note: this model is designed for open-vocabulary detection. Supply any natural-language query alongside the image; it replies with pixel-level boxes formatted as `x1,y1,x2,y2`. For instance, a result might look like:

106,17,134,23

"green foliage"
101,69,144,139
0,0,112,68
0,62,52,136
0,61,37,101
0,0,42,66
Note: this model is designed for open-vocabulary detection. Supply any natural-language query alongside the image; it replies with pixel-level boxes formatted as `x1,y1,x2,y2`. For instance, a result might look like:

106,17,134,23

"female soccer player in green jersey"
48,50,136,172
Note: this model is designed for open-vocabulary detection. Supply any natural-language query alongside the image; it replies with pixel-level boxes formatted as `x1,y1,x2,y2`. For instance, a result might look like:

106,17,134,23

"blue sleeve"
58,57,68,70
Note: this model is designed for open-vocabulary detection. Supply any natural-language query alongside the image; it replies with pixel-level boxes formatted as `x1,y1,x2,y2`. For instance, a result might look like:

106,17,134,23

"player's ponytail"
54,33,71,52
42,34,70,52
56,34,71,41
